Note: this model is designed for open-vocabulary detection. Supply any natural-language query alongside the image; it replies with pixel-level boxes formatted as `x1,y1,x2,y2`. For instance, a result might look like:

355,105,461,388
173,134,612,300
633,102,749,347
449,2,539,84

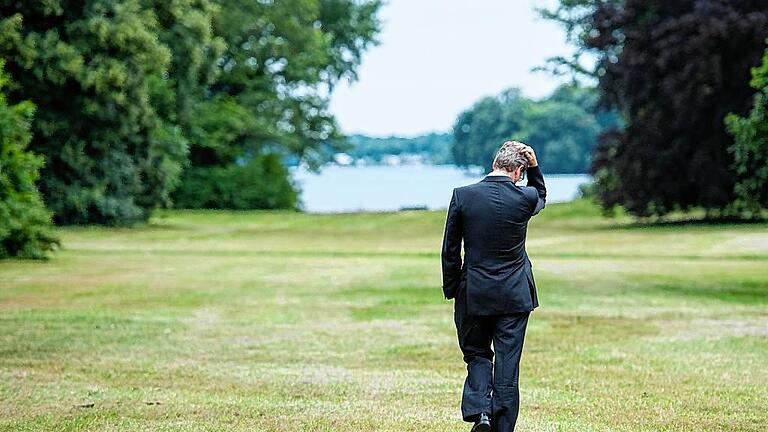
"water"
292,164,590,213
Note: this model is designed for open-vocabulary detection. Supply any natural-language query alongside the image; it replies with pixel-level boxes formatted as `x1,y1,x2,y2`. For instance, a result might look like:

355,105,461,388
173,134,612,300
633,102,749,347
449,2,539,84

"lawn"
1,200,767,431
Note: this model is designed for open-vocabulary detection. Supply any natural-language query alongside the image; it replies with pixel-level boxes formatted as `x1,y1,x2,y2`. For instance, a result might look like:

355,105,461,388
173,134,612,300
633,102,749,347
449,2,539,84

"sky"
328,0,580,137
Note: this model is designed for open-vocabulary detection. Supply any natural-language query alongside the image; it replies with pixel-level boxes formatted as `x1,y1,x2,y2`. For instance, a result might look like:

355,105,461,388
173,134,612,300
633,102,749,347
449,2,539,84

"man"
441,141,546,432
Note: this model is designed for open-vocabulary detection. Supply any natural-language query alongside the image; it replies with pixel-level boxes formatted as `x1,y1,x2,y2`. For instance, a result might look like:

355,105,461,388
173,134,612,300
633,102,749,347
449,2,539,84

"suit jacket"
441,166,546,315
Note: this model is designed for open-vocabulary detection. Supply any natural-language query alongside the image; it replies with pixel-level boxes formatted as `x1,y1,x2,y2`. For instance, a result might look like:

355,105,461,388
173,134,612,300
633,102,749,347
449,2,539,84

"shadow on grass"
650,280,768,305
610,217,768,230
339,284,444,321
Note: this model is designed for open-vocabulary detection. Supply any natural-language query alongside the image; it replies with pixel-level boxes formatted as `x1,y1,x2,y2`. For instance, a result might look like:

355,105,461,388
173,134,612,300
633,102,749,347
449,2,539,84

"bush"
173,154,298,210
0,64,58,259
726,44,768,217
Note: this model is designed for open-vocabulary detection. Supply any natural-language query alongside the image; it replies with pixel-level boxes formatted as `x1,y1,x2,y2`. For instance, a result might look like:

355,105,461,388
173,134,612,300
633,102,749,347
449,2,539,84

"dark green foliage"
173,0,382,209
0,1,186,225
545,0,768,217
173,154,297,210
203,0,381,161
452,85,617,173
144,0,225,135
0,64,58,259
453,89,528,173
0,0,364,220
346,133,454,164
726,45,768,216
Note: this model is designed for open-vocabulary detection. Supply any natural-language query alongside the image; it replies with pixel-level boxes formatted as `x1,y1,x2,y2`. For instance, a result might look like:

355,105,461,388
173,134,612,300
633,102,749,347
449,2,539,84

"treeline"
348,84,617,172
345,133,453,164
452,84,618,174
0,0,381,257
541,0,768,218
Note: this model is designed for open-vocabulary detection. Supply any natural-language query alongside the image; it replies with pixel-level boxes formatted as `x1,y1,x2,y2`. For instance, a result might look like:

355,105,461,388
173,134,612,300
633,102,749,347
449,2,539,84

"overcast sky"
328,0,580,137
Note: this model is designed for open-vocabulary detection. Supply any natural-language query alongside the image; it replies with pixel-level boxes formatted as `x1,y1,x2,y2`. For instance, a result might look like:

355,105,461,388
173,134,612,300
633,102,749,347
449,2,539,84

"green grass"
1,199,767,431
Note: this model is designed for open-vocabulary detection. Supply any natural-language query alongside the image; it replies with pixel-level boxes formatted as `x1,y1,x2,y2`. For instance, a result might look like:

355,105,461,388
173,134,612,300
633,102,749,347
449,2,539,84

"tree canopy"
0,1,185,224
0,0,382,222
452,84,617,174
543,0,768,217
172,0,382,209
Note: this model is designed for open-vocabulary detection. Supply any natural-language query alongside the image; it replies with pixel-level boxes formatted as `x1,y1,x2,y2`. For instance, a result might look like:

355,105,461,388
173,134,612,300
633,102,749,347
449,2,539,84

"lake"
292,164,590,213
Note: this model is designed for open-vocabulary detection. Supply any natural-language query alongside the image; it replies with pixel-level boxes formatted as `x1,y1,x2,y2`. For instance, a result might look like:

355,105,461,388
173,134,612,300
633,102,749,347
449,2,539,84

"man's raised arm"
521,145,546,216
441,189,462,300
525,165,546,216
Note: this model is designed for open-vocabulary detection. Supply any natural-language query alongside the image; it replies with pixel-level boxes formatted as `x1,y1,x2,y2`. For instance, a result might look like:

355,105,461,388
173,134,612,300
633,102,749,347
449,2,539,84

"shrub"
725,44,768,217
173,154,298,210
0,63,58,259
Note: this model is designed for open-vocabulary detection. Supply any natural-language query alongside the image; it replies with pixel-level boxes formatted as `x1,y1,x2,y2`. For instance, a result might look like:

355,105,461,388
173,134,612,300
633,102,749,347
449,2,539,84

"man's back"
441,166,546,315
442,141,545,432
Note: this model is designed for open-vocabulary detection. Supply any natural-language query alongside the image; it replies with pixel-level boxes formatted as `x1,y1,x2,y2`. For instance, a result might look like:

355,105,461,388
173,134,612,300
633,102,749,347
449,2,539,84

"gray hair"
492,141,528,172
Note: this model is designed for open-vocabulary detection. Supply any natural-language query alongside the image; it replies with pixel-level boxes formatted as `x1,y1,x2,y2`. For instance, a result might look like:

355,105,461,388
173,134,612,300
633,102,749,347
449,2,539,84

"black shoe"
471,412,491,432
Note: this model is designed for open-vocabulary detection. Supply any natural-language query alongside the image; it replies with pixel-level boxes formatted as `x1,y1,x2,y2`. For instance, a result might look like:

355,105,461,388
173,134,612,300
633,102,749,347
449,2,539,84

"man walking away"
441,141,546,432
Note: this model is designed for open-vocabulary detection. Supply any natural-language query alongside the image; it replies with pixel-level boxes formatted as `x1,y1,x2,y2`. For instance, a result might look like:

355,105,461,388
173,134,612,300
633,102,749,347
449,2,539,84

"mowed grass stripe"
62,247,768,262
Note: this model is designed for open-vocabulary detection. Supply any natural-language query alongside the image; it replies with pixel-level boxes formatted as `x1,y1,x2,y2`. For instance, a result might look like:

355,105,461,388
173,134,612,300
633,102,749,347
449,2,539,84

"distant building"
381,155,401,166
333,153,354,166
400,154,426,165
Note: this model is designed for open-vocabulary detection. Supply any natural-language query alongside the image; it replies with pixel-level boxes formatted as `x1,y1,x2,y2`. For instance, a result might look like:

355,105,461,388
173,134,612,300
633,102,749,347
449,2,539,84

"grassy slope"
1,200,766,431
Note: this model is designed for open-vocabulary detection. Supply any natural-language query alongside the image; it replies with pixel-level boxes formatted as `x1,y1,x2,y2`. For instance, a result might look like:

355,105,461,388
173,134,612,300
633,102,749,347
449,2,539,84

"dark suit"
441,166,546,431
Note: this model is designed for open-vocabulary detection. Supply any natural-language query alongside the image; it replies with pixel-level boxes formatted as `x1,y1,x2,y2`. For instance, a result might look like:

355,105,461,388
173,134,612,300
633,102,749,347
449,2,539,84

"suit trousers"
454,283,530,432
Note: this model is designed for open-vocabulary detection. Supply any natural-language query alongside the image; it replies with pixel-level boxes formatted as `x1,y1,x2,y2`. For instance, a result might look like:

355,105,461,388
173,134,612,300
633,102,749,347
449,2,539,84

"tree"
0,1,185,225
543,0,768,217
172,0,382,209
522,85,614,174
0,62,58,258
725,44,768,216
452,85,615,173
453,89,529,172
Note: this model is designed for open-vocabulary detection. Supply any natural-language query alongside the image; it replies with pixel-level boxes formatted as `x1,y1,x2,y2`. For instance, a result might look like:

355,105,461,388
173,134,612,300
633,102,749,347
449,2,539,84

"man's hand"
515,142,538,167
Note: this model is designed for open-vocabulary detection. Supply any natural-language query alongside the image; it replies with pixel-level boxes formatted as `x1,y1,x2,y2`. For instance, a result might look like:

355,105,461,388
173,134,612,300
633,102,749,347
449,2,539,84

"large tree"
543,0,768,217
452,89,530,172
173,0,382,209
0,1,186,224
452,85,616,174
0,62,58,258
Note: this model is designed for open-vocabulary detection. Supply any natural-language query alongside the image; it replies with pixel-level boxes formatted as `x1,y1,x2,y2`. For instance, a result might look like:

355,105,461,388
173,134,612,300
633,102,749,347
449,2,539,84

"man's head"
492,141,529,181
